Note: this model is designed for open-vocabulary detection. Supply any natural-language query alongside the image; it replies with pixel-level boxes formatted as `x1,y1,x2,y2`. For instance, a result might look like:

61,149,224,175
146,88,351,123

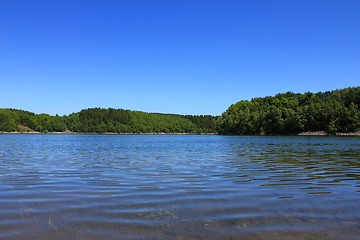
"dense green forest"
1,87,359,135
0,109,67,133
217,87,360,135
0,108,217,134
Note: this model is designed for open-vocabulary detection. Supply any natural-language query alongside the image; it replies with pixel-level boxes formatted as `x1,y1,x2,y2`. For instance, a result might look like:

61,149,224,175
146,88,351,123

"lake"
0,134,359,239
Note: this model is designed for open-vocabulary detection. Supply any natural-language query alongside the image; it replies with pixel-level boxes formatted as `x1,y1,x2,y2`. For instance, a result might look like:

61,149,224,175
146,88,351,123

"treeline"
217,87,360,135
64,108,217,133
0,109,66,133
1,87,359,135
0,108,217,134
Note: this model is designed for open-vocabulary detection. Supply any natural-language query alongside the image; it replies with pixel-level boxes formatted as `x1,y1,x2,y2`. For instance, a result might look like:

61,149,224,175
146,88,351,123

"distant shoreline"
1,131,360,136
298,131,360,136
0,131,218,135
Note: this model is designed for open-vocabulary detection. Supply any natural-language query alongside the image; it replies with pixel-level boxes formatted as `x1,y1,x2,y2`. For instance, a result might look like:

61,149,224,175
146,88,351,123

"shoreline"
0,131,218,135
1,131,360,136
298,131,360,136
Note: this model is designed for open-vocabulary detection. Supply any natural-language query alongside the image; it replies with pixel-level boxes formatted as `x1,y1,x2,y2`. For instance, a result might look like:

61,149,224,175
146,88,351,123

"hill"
1,87,359,135
216,87,360,135
0,108,217,134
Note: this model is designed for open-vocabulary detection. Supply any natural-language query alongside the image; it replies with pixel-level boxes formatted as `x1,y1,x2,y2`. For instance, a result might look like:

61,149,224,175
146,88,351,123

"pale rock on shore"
298,131,328,136
298,131,360,136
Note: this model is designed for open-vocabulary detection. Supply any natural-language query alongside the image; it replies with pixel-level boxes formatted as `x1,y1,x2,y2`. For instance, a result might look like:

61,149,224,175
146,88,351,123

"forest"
217,87,360,135
0,108,217,134
0,87,359,135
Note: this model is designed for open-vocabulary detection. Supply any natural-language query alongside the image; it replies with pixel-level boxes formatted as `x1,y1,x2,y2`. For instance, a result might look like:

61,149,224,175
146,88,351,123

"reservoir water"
0,134,359,239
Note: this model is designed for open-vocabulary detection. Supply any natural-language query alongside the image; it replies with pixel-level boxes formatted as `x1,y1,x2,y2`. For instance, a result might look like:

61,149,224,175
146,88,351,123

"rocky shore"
298,131,360,136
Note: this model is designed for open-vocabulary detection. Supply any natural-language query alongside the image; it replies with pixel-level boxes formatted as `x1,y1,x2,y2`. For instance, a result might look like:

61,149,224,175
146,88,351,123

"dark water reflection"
0,134,359,239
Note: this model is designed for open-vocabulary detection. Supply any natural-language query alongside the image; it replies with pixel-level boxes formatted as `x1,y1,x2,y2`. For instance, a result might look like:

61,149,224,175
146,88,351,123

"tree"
217,87,360,135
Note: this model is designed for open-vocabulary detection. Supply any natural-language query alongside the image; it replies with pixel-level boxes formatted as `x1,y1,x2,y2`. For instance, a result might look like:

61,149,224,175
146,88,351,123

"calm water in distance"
0,134,359,240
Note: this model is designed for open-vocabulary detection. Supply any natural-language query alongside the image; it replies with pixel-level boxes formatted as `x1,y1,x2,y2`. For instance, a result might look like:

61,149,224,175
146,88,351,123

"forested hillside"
0,109,66,133
216,87,360,135
1,87,359,135
64,108,217,133
0,108,217,134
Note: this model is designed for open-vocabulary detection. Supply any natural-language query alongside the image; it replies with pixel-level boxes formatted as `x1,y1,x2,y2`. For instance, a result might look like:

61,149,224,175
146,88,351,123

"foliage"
65,108,216,134
0,109,18,132
183,115,218,133
217,87,360,135
1,87,358,135
0,107,217,134
0,109,66,132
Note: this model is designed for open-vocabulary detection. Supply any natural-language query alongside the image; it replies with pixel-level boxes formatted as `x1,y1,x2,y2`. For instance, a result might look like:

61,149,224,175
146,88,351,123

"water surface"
0,134,359,239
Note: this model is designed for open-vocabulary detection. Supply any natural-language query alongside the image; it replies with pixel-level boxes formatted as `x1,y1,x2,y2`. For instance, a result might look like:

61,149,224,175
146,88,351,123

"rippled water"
0,134,359,239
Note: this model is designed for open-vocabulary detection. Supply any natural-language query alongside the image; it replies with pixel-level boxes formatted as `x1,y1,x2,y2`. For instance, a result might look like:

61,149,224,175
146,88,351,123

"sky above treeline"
1,0,359,116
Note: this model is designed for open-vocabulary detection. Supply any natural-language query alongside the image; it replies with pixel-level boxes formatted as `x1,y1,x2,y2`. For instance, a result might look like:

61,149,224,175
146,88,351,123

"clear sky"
1,0,359,116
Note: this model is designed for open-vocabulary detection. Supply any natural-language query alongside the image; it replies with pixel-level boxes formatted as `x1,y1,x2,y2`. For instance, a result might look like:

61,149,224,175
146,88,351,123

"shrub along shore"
1,87,359,135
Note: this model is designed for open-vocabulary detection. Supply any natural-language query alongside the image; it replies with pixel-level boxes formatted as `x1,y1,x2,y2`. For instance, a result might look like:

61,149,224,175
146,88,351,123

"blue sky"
1,0,359,116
